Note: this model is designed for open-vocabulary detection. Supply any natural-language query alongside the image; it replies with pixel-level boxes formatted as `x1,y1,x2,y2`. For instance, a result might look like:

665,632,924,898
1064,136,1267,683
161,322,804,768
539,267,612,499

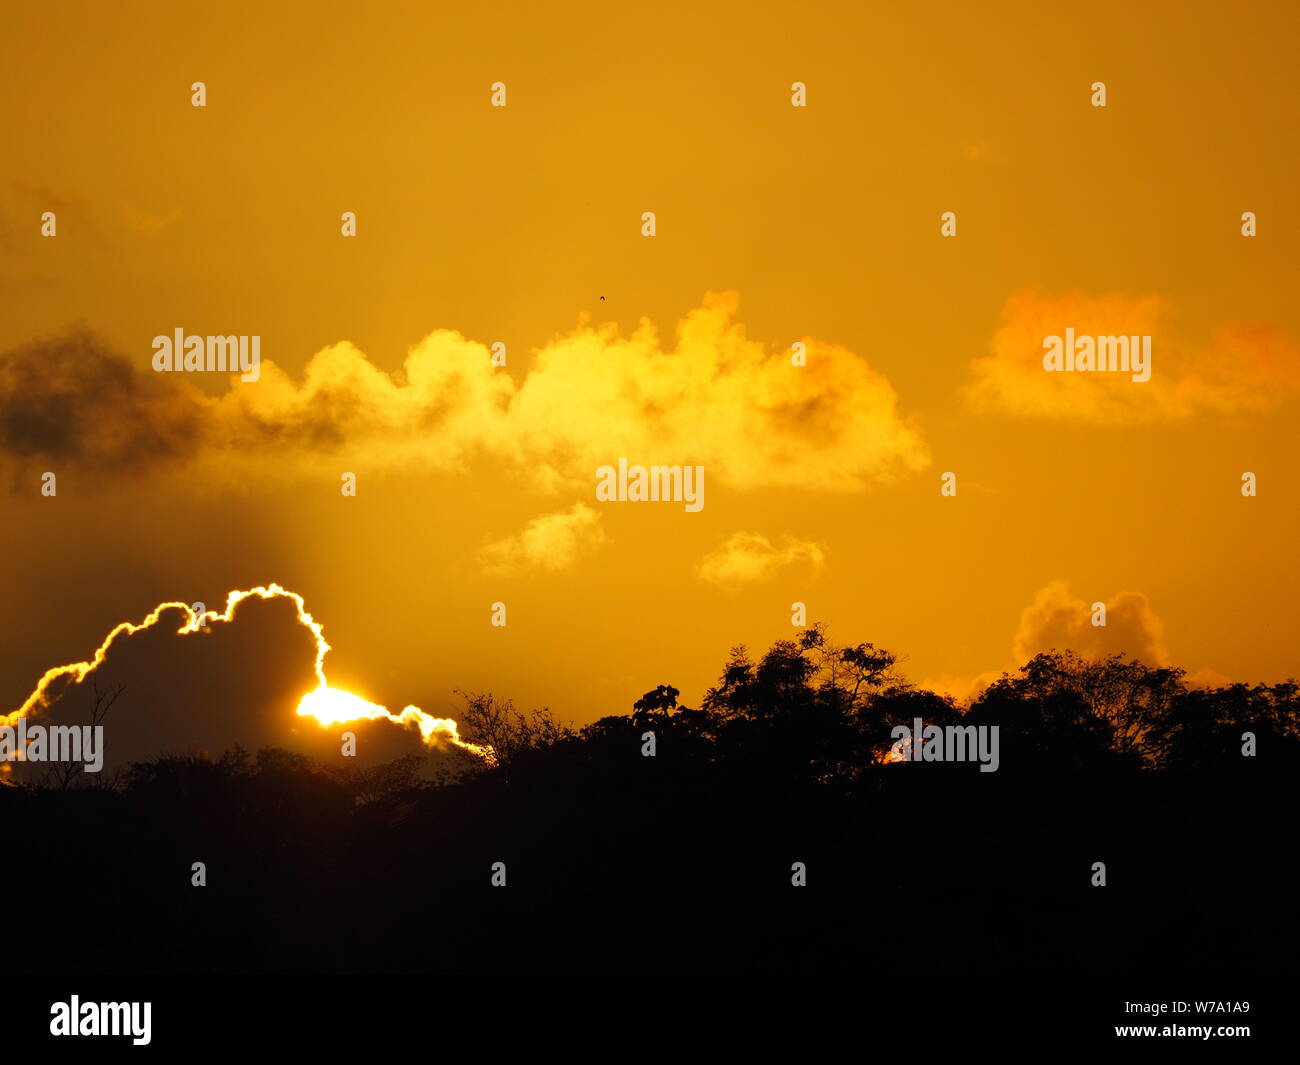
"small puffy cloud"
696,531,825,588
1011,579,1169,665
966,288,1300,424
478,503,607,576
1186,666,1232,689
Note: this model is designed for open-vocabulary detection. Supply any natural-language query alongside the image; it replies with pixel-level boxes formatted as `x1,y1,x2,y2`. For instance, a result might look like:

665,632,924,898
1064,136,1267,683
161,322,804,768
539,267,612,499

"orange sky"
1,0,1296,747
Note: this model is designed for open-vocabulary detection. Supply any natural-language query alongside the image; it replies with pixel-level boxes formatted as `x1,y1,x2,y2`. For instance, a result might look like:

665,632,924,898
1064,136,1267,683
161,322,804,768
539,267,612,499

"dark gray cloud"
0,327,206,483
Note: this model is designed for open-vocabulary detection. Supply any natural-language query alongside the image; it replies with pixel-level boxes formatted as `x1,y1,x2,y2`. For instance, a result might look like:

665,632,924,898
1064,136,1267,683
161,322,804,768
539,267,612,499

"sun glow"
4,584,494,763
295,685,495,762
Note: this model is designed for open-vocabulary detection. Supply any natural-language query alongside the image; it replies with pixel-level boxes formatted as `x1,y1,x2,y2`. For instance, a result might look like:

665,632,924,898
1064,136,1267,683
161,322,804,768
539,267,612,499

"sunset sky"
1,0,1296,767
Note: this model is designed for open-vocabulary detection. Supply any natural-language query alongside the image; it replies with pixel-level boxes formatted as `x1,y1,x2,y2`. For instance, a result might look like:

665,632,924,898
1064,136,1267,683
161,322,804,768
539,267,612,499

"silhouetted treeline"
7,626,1297,978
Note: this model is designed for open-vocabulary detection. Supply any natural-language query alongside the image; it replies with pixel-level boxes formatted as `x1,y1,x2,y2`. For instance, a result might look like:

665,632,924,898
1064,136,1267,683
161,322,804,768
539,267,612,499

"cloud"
478,503,607,576
0,293,929,491
1186,666,1232,689
0,327,206,478
696,531,826,588
1011,579,1169,665
506,292,928,491
915,670,1005,704
919,579,1178,704
209,330,513,473
1,592,445,777
966,289,1300,424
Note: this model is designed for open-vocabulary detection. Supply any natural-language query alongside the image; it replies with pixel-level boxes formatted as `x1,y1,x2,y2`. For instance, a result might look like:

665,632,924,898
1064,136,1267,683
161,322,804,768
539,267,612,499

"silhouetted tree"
456,689,576,768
